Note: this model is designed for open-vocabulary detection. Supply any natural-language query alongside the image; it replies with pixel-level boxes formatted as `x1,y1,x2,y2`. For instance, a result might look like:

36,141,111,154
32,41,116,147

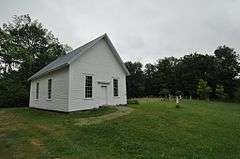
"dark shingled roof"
28,34,129,81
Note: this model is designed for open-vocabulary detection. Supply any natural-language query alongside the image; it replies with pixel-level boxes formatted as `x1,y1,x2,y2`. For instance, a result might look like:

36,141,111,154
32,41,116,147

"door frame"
100,85,108,106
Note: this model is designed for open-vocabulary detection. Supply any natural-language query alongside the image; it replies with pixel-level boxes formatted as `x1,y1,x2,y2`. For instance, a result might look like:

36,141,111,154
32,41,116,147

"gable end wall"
68,39,127,111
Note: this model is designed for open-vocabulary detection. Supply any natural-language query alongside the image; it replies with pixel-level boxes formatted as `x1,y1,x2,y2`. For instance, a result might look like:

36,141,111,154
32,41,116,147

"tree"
125,61,145,98
175,53,217,98
141,48,239,101
0,15,71,106
214,46,240,99
0,72,28,106
159,88,170,98
141,49,239,101
144,63,157,96
215,84,226,100
197,79,212,100
155,57,178,96
233,79,240,102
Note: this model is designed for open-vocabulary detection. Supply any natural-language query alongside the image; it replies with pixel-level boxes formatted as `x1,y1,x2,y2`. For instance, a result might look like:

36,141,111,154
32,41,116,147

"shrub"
127,99,139,105
0,74,29,107
215,84,227,100
197,79,212,100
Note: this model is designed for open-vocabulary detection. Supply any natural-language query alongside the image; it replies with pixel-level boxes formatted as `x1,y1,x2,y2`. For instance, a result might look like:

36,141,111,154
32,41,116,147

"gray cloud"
1,0,240,64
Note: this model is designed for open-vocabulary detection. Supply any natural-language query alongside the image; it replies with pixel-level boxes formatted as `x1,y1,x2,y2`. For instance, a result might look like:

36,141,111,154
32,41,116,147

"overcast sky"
1,0,240,64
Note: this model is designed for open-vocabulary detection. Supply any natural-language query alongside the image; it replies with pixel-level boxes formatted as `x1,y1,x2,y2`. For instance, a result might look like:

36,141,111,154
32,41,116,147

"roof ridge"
28,33,130,81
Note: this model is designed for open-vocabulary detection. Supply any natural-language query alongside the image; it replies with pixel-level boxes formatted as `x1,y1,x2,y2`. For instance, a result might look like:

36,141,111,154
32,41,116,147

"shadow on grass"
4,106,119,120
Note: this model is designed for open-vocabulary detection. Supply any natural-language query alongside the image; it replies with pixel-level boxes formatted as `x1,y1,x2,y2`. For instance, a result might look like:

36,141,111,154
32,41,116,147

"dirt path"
74,106,134,126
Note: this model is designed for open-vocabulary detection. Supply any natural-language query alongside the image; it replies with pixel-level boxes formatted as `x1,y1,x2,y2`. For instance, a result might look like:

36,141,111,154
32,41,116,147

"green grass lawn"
1,99,240,159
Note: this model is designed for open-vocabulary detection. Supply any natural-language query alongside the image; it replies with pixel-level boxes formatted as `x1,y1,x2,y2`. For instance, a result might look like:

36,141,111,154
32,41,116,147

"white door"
99,86,108,106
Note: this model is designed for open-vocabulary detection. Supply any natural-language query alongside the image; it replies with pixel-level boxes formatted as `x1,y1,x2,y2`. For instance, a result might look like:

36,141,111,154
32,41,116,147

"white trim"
97,81,110,85
104,35,130,76
35,82,39,100
113,77,119,97
84,97,94,100
47,78,52,100
83,73,94,99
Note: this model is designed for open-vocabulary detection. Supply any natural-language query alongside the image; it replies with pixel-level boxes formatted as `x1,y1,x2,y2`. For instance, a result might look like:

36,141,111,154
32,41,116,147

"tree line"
125,47,240,101
0,15,240,107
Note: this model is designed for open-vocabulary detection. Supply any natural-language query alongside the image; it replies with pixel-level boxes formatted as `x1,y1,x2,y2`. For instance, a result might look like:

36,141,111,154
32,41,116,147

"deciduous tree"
0,14,71,106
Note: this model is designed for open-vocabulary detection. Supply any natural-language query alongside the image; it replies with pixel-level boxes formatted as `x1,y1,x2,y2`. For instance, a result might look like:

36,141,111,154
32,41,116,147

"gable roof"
28,34,130,81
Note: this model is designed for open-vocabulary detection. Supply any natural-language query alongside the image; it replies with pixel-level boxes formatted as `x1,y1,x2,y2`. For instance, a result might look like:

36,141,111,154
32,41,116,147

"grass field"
0,99,240,159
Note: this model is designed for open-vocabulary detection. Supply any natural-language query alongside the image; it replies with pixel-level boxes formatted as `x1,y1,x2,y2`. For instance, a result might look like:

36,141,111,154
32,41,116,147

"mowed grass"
0,99,240,159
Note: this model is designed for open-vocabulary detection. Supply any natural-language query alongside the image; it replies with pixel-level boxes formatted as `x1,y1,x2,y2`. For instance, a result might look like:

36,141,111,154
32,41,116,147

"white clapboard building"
28,34,130,112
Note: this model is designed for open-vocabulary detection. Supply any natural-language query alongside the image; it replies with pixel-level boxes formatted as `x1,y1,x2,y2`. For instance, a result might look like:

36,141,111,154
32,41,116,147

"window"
48,79,52,99
36,82,39,99
85,76,93,98
113,79,118,97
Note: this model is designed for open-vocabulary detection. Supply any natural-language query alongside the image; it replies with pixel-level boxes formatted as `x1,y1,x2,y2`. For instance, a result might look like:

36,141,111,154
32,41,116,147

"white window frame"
84,75,93,99
35,82,39,100
47,79,52,100
113,78,119,97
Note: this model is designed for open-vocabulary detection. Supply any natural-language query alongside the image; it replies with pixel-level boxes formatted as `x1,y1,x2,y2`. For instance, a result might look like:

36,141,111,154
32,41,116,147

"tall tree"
125,61,145,98
0,14,71,106
144,63,157,96
155,57,178,96
175,53,217,97
214,46,240,99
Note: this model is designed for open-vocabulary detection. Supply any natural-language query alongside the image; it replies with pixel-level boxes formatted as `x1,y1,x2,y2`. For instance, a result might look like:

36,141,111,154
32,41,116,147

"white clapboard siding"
29,34,128,112
68,39,127,111
29,67,69,112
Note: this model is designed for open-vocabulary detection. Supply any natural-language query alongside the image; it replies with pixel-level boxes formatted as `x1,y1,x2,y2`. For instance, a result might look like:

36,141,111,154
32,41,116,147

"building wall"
68,39,127,111
29,67,69,112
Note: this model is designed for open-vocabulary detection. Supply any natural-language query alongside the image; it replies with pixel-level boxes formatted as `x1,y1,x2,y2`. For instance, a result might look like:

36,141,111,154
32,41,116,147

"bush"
0,74,29,107
215,84,227,100
127,99,139,105
197,79,212,100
